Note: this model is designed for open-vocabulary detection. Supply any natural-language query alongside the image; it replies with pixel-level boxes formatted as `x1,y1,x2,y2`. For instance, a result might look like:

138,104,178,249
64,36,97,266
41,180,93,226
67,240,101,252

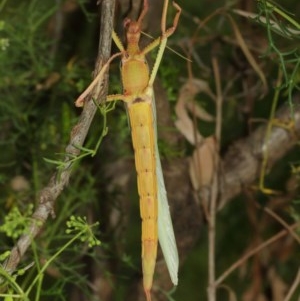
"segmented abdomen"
127,101,158,290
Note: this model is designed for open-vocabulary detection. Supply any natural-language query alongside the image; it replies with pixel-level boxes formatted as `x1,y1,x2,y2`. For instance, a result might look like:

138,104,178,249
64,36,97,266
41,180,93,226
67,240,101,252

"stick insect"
76,0,181,300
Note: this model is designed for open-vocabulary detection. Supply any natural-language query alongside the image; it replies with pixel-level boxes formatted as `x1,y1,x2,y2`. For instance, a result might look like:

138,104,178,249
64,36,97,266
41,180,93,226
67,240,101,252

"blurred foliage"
0,0,300,300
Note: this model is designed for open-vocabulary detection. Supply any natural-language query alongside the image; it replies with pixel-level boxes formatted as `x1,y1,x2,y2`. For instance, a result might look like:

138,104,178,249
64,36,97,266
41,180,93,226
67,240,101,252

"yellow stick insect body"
76,1,181,299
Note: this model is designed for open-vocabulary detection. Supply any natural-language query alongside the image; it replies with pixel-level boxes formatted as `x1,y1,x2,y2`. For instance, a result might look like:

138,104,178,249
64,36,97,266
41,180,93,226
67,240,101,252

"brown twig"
207,57,223,301
2,0,116,278
215,222,300,286
283,268,300,301
259,204,300,244
218,97,300,209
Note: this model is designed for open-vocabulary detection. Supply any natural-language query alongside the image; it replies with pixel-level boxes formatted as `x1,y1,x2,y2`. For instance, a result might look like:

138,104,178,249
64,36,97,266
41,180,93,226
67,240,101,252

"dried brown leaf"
175,78,215,145
189,136,216,190
185,100,214,122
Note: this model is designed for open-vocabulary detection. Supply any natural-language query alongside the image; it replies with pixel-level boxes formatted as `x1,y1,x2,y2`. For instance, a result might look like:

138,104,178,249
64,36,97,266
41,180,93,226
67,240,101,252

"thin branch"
207,57,222,301
2,0,116,278
259,204,300,244
283,268,300,301
218,97,300,209
215,222,300,286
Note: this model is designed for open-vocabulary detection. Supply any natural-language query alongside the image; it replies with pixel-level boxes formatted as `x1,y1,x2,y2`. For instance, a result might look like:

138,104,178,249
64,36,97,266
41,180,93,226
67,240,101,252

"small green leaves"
66,216,100,248
0,205,34,239
0,251,10,262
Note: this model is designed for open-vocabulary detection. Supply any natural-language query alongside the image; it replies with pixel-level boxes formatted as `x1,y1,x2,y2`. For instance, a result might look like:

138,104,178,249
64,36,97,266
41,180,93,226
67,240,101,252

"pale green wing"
156,145,179,285
152,95,179,285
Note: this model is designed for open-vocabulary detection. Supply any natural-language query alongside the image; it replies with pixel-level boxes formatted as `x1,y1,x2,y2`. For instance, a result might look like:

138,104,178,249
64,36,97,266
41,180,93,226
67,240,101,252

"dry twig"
2,0,116,278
